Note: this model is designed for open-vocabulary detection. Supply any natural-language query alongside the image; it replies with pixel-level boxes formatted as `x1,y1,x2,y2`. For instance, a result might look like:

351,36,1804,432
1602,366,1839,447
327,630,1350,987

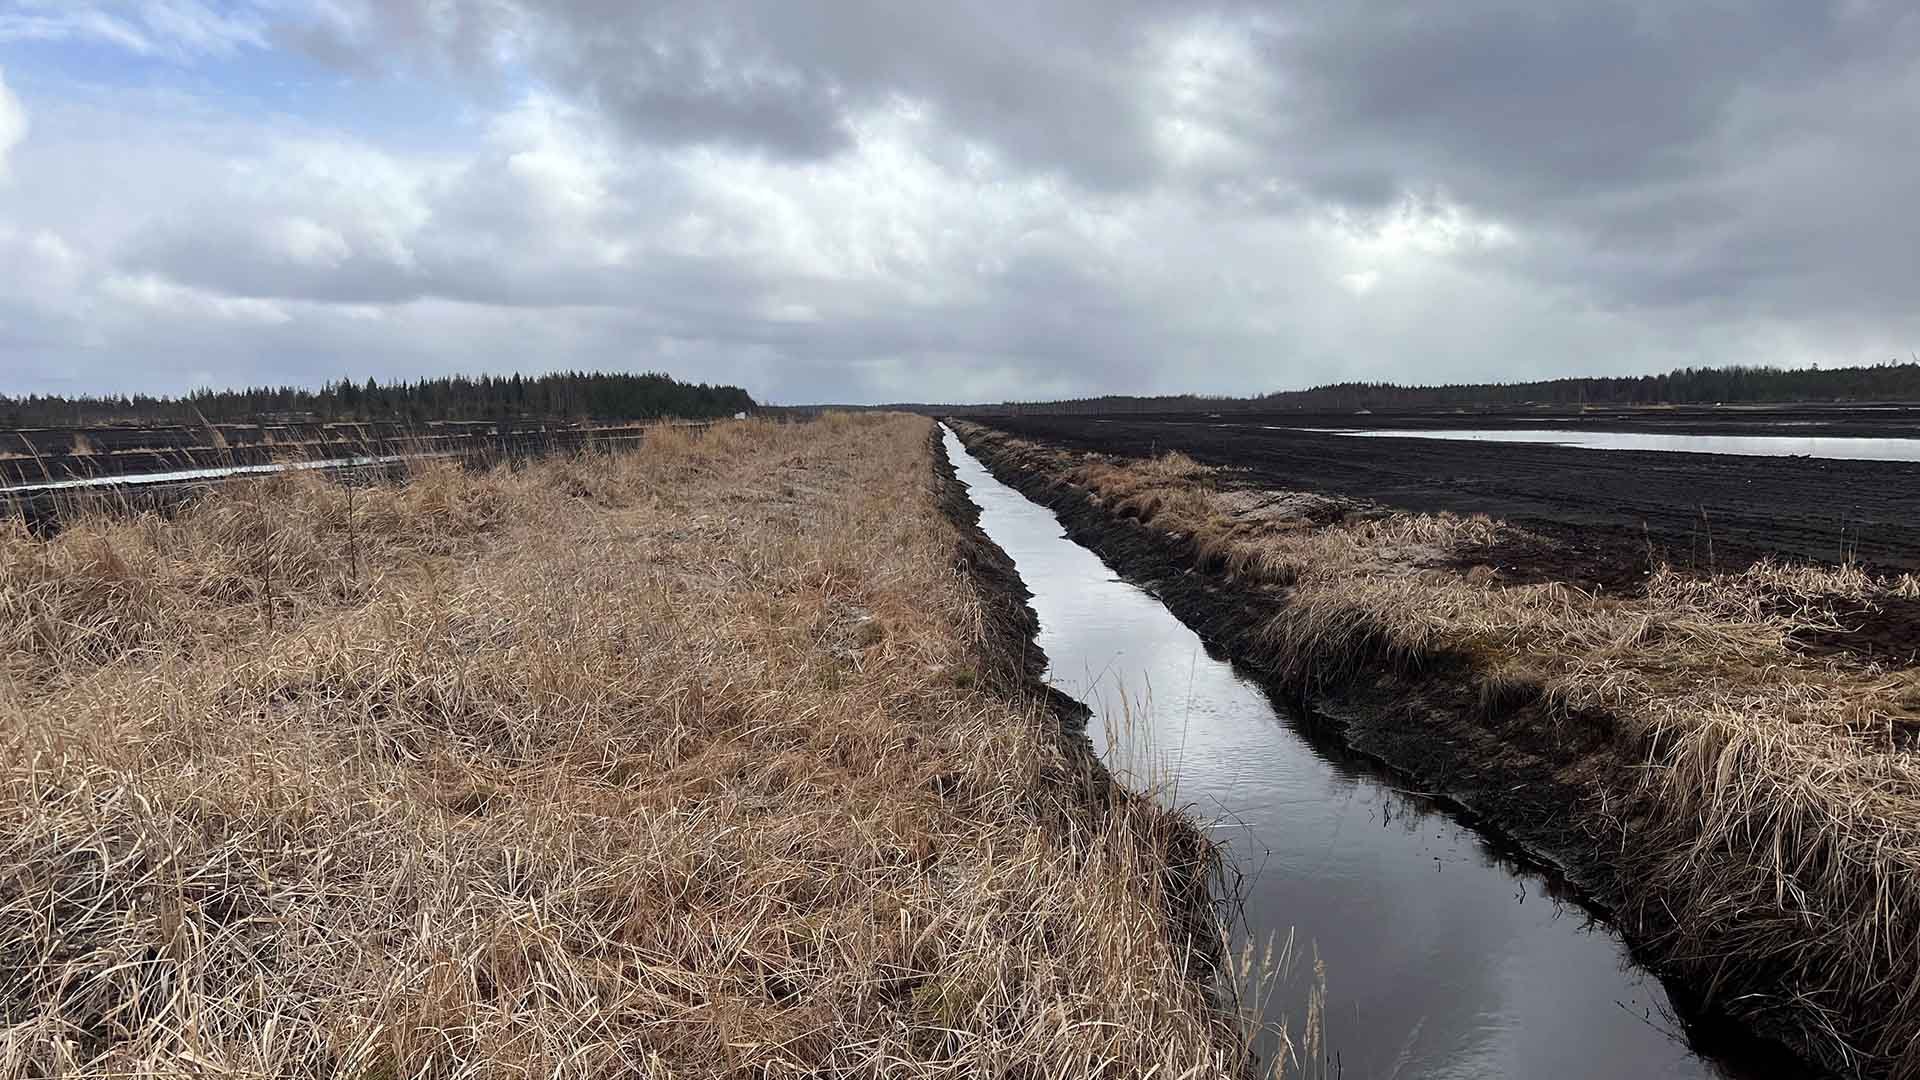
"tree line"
1,371,757,427
1262,361,1920,410
955,361,1920,415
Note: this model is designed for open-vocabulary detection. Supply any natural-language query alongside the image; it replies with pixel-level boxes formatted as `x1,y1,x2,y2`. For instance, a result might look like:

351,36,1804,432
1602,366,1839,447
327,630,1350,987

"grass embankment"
951,419,1920,1080
0,415,1254,1078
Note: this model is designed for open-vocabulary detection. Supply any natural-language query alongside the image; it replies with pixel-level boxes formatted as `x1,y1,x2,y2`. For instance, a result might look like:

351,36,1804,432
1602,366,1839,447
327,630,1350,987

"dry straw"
0,415,1300,1079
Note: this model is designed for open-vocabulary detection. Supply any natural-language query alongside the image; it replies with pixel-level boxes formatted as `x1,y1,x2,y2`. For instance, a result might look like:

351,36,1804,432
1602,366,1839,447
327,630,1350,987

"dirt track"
973,414,1920,586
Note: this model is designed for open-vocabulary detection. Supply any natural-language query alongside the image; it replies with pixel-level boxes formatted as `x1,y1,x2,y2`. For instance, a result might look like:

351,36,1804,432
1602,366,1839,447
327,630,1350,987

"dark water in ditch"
941,426,1747,1080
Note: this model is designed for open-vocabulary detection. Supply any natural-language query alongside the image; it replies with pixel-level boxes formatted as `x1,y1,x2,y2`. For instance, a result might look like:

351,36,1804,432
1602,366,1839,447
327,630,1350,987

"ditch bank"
925,425,1232,1026
947,419,1906,1080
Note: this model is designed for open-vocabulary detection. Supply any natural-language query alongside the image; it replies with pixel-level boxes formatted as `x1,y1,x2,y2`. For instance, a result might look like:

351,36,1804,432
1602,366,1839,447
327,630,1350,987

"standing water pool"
941,426,1759,1079
1280,426,1920,462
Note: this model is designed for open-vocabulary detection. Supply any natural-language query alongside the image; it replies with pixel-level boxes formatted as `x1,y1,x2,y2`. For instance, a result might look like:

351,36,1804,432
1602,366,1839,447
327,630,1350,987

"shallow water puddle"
1280,425,1920,462
941,426,1752,1079
0,453,423,494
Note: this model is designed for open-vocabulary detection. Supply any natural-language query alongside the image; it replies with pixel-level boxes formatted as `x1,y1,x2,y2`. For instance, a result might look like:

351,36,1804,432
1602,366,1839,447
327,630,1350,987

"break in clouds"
0,1,1916,403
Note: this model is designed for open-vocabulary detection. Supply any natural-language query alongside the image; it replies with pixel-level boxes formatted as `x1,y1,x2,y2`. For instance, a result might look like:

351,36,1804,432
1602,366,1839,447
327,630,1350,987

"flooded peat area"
941,426,1751,1079
0,453,418,494
1285,426,1920,462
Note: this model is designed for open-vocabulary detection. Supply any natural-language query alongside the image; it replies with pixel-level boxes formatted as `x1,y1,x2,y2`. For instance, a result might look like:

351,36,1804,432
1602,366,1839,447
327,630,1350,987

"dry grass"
954,420,1920,1078
0,415,1264,1079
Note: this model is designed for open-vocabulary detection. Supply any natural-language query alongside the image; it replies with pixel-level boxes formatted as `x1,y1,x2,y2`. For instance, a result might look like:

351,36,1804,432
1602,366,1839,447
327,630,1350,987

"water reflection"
1283,426,1920,462
943,426,1739,1079
0,453,420,493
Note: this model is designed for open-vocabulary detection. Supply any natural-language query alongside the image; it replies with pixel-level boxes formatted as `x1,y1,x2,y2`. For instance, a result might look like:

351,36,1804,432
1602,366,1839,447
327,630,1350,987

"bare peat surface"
975,413,1920,584
1142,402,1920,439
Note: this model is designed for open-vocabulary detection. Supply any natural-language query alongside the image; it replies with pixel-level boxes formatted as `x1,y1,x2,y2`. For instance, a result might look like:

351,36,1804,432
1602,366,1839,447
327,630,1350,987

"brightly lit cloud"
0,67,25,180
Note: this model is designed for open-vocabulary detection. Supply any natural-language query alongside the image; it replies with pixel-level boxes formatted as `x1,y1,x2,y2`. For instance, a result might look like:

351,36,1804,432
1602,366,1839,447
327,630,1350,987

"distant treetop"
1257,361,1920,410
0,371,757,427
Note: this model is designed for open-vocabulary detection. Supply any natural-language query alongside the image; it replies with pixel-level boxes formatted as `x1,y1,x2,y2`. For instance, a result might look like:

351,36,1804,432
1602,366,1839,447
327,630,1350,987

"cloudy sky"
0,1,1915,404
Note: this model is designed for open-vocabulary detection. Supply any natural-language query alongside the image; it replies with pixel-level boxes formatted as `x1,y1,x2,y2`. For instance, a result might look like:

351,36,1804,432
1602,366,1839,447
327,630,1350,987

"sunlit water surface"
1281,426,1920,461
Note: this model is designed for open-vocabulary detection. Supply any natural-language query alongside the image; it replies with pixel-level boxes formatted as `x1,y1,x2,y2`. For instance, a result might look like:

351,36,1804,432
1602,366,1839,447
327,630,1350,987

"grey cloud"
279,0,1920,333
549,27,852,159
107,129,790,321
119,208,788,323
281,0,1192,184
1266,3,1902,211
121,216,426,305
1259,3,1920,320
8,0,1920,403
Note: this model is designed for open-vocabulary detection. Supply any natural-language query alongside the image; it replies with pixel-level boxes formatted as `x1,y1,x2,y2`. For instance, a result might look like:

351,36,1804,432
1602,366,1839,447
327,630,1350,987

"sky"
0,1,1915,405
